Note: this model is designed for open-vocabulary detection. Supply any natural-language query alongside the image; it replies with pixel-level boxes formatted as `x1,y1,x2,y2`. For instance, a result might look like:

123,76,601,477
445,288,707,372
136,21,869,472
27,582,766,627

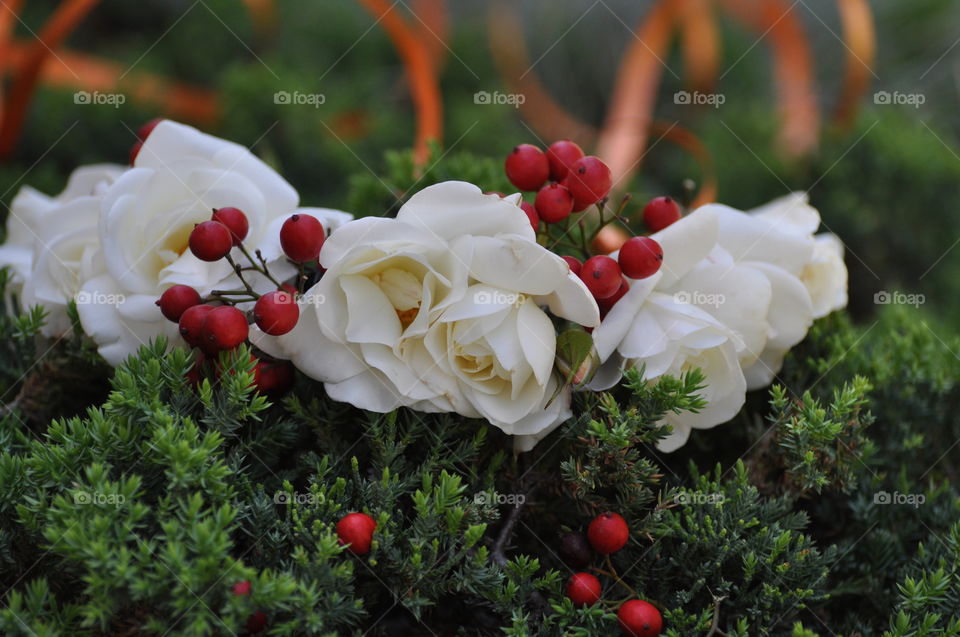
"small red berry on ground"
202,306,249,352
232,580,251,596
618,600,662,636
504,144,549,191
189,221,233,262
280,214,325,262
179,305,214,348
253,290,299,335
245,611,268,634
642,196,681,232
564,156,612,205
618,237,663,279
579,256,622,300
546,140,585,181
535,183,575,223
157,285,201,322
565,572,602,607
561,256,582,276
587,511,629,554
212,207,249,245
336,512,377,555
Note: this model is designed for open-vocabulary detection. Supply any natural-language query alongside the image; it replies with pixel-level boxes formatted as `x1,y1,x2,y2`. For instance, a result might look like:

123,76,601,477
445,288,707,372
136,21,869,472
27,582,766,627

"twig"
491,499,525,567
705,594,728,637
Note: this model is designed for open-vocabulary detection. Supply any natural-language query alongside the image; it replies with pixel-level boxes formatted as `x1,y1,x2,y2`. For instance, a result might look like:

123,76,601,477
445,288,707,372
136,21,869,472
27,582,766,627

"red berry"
504,144,549,191
212,207,249,246
137,118,163,141
535,183,575,224
189,221,233,262
562,256,582,276
280,214,325,262
253,359,295,395
565,156,612,205
179,304,214,348
336,512,377,555
245,611,268,634
253,290,299,335
232,580,251,596
618,600,662,637
546,140,585,181
579,256,622,300
598,278,629,317
129,140,143,165
519,201,539,232
642,196,681,232
156,285,201,322
202,306,249,351
565,572,602,607
587,512,629,554
618,237,663,280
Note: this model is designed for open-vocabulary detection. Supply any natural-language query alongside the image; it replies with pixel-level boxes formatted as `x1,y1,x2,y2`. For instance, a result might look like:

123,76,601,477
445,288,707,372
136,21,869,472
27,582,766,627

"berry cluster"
560,512,663,636
153,188,328,395
505,140,612,225
502,141,682,321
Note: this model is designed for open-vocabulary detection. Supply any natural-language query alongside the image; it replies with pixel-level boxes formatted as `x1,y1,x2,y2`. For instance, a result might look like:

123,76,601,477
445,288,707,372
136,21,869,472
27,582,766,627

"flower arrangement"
1,120,847,459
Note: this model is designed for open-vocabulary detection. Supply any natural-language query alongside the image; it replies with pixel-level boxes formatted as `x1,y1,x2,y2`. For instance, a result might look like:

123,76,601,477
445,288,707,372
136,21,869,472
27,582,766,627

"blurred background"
1,0,959,323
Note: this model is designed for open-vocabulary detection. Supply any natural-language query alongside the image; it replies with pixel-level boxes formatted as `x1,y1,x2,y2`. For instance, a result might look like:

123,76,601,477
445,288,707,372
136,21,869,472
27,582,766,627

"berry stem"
235,242,284,289
224,254,260,299
602,555,642,599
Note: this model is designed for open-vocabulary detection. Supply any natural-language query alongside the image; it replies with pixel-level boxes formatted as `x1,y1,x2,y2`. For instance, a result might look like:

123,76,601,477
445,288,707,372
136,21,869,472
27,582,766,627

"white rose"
77,120,351,366
590,209,751,452
263,181,599,449
0,165,123,334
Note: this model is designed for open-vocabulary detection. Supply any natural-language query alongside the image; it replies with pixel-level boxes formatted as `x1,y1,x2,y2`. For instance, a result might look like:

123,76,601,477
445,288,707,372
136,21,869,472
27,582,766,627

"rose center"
371,268,422,328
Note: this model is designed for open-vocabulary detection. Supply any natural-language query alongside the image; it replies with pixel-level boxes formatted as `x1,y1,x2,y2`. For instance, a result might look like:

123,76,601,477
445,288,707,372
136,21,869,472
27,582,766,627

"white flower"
263,181,599,450
590,209,751,452
591,192,848,452
0,165,124,335
76,120,351,366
